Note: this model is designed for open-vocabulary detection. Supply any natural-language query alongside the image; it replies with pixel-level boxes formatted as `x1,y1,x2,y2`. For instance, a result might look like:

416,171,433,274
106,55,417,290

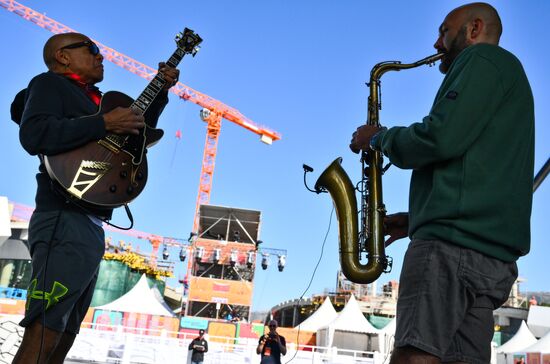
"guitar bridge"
67,160,112,199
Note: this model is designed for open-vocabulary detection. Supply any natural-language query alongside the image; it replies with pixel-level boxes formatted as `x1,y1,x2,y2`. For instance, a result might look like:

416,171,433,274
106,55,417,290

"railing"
66,323,381,364
0,316,384,363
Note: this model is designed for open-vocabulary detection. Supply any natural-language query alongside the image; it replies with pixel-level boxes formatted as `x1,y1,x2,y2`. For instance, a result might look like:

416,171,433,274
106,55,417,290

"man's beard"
440,26,469,74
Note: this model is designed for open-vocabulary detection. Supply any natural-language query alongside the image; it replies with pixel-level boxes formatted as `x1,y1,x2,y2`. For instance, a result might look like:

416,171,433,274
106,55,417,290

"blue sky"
1,0,548,311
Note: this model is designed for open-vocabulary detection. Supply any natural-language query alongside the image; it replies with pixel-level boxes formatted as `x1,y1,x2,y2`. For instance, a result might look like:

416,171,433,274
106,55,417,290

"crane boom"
0,0,280,143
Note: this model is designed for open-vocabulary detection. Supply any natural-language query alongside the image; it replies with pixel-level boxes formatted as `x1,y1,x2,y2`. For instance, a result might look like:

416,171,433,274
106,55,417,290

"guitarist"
11,32,179,363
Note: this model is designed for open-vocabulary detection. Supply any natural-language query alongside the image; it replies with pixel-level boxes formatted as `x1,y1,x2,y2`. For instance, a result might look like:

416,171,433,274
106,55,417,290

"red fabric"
63,73,102,106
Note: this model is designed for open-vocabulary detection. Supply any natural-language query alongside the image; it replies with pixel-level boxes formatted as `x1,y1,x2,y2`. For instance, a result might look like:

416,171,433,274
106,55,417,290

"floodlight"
230,249,238,267
213,248,221,264
195,246,205,262
246,251,255,268
179,248,187,262
261,253,270,270
277,255,286,272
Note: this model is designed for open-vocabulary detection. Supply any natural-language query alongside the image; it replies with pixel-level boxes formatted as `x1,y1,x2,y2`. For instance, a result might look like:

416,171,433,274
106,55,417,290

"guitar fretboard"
107,48,187,147
132,47,186,116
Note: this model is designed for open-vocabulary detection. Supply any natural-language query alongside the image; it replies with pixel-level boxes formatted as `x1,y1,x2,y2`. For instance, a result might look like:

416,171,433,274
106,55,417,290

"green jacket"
373,43,534,261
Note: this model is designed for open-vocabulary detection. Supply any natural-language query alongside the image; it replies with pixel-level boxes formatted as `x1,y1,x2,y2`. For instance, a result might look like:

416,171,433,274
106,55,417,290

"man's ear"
54,49,69,67
470,18,484,41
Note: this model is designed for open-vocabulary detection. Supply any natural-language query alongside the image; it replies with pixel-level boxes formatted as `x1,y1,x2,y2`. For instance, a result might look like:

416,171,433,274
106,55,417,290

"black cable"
285,206,334,364
36,210,62,364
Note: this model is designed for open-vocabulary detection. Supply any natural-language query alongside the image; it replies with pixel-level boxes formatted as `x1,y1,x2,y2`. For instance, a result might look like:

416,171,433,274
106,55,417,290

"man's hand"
384,212,409,247
103,107,145,135
159,62,180,91
350,124,382,154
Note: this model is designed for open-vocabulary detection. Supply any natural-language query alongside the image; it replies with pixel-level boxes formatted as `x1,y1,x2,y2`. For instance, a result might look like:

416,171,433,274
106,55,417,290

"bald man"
12,32,179,363
350,3,534,363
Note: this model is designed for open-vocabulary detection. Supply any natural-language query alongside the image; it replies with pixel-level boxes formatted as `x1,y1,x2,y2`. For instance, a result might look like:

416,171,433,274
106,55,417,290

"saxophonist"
350,3,534,364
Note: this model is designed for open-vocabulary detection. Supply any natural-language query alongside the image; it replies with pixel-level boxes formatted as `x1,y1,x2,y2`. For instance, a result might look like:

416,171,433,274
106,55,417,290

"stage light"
213,248,221,264
195,246,204,262
261,253,270,270
246,251,255,268
277,255,286,272
188,232,197,243
162,246,169,260
230,249,238,267
233,230,241,242
179,248,187,262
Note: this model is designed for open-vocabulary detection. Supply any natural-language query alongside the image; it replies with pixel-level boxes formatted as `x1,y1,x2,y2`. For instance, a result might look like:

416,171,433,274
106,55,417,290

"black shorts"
20,210,104,334
394,239,518,364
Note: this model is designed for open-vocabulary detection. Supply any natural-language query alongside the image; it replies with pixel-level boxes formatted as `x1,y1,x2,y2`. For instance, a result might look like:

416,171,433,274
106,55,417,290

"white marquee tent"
527,305,550,338
496,321,537,364
517,329,550,362
94,274,174,317
294,297,338,332
317,295,380,352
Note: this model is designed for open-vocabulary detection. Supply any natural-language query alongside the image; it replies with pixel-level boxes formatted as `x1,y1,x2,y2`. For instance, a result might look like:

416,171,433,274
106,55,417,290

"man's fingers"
349,143,360,154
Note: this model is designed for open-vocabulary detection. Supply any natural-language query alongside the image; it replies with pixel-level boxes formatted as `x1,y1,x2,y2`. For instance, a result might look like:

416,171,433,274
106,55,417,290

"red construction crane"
1,0,281,234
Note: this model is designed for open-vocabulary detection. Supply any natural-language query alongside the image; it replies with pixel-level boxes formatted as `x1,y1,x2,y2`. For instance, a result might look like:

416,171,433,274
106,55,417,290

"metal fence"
66,325,383,364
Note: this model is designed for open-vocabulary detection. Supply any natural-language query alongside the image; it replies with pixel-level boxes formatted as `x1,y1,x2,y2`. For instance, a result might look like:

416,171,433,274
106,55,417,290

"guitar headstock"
176,28,203,57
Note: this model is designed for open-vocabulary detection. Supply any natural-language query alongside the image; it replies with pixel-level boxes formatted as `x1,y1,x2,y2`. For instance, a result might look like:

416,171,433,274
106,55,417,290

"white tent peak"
522,328,550,354
294,297,337,332
322,294,379,334
94,274,174,317
496,320,537,354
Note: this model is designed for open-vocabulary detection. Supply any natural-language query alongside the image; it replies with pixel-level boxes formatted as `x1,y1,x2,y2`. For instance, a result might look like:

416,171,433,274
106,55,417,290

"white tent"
317,295,380,352
94,274,174,316
294,297,338,332
518,329,550,362
496,321,537,364
527,305,550,338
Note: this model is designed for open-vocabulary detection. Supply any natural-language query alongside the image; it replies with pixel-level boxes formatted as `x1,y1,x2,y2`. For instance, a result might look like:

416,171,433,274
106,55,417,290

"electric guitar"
44,28,202,209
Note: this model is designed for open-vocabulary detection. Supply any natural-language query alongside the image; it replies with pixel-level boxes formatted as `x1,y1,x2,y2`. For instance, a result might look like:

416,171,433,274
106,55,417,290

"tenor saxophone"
315,53,443,284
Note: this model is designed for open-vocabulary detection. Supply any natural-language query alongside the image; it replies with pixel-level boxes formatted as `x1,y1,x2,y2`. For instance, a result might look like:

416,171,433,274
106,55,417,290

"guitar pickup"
98,139,120,154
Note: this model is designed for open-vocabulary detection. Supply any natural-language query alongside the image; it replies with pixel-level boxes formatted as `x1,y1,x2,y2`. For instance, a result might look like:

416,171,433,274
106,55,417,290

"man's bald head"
43,33,87,70
450,2,502,44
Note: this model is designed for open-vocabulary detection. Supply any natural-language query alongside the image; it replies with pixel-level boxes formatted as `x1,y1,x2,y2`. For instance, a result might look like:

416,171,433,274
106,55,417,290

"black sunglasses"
60,40,100,56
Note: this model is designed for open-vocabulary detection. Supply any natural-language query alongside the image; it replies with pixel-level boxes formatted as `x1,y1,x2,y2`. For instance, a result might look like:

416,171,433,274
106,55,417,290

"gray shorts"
394,239,517,364
20,210,105,334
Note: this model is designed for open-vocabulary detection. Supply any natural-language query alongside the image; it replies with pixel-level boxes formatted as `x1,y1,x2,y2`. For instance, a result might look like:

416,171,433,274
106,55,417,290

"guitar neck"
131,47,186,116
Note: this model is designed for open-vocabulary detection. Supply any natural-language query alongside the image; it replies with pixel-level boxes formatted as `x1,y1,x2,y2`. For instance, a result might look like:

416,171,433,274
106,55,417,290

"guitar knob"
136,172,144,181
109,185,117,193
120,171,128,178
127,186,134,195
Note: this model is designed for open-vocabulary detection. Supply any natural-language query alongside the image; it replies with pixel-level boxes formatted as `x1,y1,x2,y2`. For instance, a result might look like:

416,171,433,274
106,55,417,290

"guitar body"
44,91,164,208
